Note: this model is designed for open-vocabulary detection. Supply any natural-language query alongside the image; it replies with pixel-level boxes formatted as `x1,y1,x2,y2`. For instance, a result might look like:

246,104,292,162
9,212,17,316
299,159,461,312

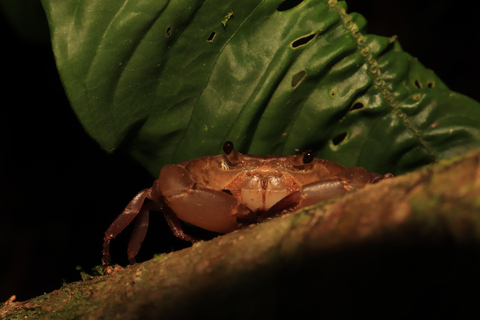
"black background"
1,0,480,302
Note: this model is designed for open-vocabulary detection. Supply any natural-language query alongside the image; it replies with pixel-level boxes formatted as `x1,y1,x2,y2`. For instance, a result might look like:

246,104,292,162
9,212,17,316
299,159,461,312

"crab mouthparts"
241,175,290,211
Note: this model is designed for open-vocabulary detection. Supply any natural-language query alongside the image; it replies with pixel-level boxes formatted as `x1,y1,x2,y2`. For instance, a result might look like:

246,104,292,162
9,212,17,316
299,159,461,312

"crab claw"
260,167,389,220
158,165,252,234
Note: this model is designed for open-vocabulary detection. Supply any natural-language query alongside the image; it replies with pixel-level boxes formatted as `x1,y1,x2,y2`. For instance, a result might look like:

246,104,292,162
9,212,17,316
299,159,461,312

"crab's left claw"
261,167,392,220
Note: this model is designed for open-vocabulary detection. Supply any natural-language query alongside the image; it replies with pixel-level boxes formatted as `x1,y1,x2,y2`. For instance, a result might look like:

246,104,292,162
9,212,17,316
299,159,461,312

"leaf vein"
328,0,437,161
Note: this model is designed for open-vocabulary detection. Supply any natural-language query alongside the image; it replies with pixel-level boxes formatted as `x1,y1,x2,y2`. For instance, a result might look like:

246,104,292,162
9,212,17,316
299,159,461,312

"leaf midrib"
328,0,437,161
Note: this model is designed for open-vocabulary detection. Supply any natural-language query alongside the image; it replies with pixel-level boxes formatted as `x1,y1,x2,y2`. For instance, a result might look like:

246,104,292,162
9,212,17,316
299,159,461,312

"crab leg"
102,188,151,268
162,206,199,243
127,207,150,265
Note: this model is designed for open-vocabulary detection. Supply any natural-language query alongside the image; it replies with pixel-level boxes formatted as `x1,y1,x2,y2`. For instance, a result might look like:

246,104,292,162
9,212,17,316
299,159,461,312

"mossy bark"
3,150,480,319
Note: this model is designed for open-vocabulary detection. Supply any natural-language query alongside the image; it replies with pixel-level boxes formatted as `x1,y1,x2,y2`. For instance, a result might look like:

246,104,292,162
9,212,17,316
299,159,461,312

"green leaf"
42,0,480,176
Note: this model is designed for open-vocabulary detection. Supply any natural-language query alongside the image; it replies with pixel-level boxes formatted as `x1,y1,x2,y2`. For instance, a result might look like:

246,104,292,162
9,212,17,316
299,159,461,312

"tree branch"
3,151,480,319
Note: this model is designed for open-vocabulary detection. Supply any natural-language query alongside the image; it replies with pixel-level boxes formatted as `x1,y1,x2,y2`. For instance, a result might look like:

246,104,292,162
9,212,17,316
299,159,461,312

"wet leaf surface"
41,0,480,176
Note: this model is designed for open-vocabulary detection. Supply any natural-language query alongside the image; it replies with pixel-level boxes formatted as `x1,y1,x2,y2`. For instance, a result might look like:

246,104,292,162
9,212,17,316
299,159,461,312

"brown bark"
3,150,480,319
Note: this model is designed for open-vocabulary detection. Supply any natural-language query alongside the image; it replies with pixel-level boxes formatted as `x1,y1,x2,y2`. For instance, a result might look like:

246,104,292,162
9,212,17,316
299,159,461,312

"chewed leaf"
42,0,480,176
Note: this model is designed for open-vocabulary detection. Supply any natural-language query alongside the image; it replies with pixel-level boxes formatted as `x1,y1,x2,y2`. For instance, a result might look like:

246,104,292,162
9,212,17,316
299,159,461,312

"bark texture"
3,151,480,319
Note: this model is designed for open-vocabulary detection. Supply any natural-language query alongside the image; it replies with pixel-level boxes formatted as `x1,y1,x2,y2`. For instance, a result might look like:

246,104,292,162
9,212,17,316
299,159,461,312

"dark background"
1,0,480,302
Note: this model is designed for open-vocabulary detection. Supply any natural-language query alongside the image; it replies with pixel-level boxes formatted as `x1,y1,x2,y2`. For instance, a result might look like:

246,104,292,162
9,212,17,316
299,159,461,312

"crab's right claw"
158,165,252,234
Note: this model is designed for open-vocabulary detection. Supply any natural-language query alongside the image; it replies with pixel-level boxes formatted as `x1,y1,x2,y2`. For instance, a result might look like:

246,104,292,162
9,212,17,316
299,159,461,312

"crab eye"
223,141,234,155
223,141,240,165
303,151,314,164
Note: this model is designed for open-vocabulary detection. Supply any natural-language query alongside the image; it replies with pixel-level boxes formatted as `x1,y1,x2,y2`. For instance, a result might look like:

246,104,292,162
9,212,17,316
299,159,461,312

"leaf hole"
427,80,435,88
414,78,422,89
290,33,317,49
332,132,347,146
166,26,173,37
350,101,365,111
329,89,337,99
207,31,216,43
291,70,306,88
413,93,422,100
277,0,304,11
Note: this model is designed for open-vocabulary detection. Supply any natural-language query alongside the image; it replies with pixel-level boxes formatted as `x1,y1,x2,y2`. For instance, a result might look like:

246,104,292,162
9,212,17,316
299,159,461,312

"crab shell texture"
156,142,392,234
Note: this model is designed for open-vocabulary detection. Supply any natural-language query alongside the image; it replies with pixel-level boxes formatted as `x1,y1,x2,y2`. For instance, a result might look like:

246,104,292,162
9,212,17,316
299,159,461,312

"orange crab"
102,141,392,269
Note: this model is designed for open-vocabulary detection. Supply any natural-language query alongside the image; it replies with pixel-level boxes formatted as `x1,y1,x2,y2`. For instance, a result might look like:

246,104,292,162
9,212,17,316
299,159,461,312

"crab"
102,141,393,269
